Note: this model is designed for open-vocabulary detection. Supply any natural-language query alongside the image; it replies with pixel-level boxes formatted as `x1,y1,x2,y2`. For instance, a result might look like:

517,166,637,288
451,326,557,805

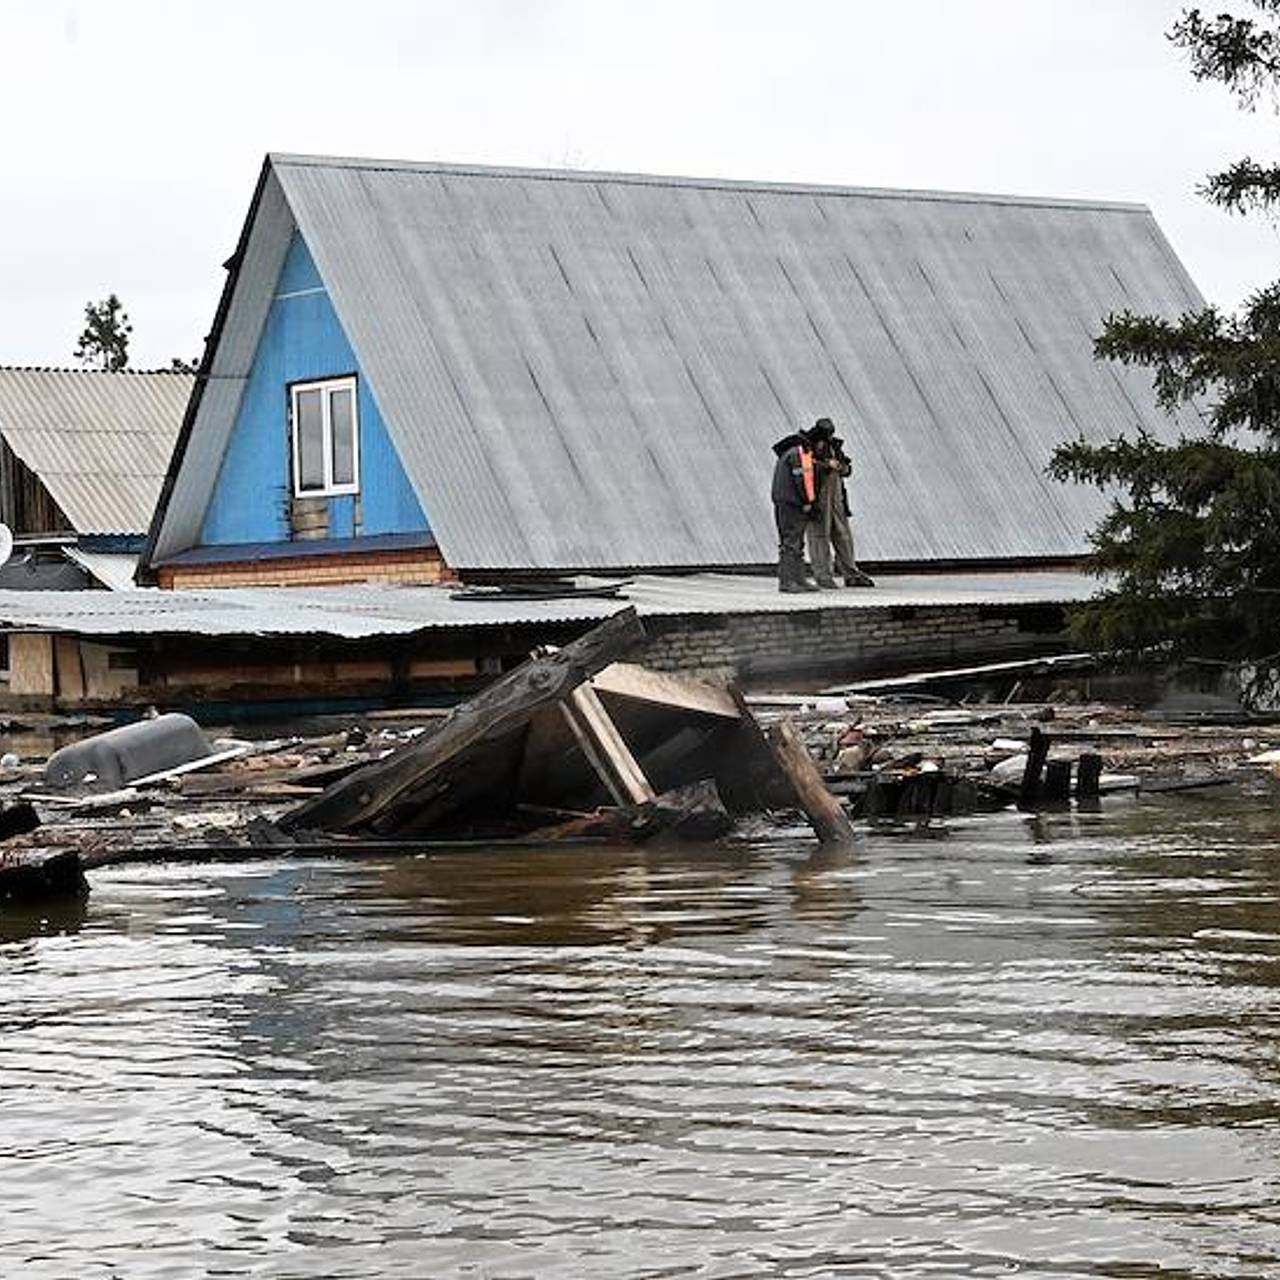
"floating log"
0,849,88,904
764,718,857,847
282,608,646,836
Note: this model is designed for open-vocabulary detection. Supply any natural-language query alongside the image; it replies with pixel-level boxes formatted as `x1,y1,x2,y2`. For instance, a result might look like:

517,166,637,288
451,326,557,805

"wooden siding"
200,231,429,548
0,437,73,535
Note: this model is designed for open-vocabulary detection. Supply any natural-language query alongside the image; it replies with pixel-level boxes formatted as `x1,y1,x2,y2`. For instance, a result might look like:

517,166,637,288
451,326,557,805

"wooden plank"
281,608,646,835
53,637,85,702
591,663,740,720
560,684,656,806
764,718,857,847
9,633,55,697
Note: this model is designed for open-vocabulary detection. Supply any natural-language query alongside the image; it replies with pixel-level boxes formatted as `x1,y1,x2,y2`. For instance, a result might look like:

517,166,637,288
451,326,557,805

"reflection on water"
3,794,1280,1277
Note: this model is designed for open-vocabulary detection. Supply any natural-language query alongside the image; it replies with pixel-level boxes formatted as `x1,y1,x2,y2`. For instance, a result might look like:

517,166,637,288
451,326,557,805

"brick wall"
159,547,454,590
640,604,1053,683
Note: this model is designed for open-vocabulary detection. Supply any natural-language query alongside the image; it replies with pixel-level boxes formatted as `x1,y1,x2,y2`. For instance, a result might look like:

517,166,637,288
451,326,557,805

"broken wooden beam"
281,608,646,835
765,718,857,847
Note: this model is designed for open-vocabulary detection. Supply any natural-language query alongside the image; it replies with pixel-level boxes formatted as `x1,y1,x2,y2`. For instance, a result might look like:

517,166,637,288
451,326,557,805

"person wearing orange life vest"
770,428,820,592
806,418,876,588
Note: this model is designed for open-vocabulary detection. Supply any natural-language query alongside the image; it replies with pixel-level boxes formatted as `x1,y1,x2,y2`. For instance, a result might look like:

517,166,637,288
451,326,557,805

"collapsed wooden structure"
282,607,853,847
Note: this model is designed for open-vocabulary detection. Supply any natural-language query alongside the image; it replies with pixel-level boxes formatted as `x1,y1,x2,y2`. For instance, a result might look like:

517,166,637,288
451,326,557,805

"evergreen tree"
73,293,132,371
1049,2,1280,689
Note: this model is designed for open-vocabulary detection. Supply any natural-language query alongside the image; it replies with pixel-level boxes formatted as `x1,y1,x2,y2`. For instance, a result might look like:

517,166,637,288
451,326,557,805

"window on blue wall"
290,376,360,497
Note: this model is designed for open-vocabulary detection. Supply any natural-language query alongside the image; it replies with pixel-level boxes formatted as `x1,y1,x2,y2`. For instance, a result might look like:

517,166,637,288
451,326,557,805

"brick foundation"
158,547,454,590
639,603,1056,683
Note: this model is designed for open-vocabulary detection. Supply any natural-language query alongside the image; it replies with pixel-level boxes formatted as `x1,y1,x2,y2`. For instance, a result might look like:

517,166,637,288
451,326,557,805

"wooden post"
560,683,656,807
1042,759,1073,804
764,718,857,847
1018,727,1050,810
1076,753,1102,801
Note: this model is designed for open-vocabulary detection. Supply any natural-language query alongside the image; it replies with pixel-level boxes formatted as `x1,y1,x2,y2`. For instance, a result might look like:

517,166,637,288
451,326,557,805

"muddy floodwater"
4,794,1280,1278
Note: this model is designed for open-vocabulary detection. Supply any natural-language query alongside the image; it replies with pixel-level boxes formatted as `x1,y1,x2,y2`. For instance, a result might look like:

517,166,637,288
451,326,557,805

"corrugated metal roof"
0,570,1097,639
0,368,191,536
149,155,1204,571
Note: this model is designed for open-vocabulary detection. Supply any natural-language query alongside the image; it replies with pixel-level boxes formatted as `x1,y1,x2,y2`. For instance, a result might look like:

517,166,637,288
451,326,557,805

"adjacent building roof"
0,569,1098,639
145,155,1205,574
0,368,191,537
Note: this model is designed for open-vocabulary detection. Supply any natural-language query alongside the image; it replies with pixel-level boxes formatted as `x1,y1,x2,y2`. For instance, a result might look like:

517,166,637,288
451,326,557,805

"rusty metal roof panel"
171,155,1205,571
0,368,191,536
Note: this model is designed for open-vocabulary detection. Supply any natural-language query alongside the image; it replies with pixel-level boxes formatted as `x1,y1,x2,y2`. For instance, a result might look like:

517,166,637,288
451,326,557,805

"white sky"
1,0,1277,368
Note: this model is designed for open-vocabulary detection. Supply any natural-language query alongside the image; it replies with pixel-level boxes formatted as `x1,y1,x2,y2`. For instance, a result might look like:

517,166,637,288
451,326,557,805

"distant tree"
169,356,199,374
1049,2,1280,701
74,293,132,371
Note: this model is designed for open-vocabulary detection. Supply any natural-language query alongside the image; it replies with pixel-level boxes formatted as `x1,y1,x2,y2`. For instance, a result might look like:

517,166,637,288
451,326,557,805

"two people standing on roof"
771,417,875,593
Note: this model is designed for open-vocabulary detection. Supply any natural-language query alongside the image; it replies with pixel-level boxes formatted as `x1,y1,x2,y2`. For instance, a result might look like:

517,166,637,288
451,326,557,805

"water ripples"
3,797,1280,1276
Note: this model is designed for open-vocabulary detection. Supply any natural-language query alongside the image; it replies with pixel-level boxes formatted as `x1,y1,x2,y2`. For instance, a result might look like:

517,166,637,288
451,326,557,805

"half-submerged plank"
764,718,858,847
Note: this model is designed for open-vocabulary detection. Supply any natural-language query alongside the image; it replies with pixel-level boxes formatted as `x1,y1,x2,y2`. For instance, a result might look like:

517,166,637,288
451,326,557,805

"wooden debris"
1018,727,1051,810
764,718,856,847
282,608,646,836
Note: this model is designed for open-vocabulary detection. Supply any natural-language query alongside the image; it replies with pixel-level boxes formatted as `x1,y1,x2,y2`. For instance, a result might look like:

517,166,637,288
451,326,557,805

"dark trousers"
774,502,809,585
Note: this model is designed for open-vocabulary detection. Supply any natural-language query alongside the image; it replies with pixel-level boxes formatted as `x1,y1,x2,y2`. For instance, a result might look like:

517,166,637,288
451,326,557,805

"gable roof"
143,154,1205,575
0,367,191,537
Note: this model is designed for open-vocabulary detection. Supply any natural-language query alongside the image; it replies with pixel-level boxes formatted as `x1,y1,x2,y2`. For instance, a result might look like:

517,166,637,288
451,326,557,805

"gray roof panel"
0,570,1099,639
0,368,191,536
156,155,1206,571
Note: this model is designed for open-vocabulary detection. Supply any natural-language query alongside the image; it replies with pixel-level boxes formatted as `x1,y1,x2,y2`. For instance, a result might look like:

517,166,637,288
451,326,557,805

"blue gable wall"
200,232,429,546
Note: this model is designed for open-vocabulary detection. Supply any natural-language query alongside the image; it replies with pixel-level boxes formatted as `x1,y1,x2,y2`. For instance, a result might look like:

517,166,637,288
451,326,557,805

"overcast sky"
2,0,1277,369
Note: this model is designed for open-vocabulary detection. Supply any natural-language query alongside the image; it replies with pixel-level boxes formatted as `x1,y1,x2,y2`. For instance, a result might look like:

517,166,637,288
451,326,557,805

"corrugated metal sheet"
0,368,191,536
154,155,1205,571
62,549,140,591
0,570,1098,639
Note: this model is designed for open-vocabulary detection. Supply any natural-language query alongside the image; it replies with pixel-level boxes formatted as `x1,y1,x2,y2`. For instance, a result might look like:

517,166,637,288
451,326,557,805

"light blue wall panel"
201,232,429,546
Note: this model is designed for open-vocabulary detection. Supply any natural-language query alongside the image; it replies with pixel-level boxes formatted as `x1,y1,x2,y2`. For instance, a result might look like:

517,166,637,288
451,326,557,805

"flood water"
5,794,1280,1278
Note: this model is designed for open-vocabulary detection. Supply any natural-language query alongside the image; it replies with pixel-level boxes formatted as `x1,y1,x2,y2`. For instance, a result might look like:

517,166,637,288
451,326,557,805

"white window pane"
330,387,356,486
295,388,325,491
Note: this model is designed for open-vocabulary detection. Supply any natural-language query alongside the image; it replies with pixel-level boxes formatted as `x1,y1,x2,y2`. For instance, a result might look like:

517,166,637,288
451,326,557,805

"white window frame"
289,375,361,498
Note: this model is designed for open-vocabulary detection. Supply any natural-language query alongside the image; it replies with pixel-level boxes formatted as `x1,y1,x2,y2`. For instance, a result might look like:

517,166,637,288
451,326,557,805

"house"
139,153,1204,590
0,367,191,589
0,156,1210,712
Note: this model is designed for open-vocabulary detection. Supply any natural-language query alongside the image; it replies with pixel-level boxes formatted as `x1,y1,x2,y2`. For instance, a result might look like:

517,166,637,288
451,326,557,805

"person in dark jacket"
771,430,819,592
806,418,875,588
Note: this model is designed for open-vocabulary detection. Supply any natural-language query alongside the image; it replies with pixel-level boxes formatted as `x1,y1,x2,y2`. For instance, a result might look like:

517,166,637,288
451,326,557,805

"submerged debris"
0,627,1277,906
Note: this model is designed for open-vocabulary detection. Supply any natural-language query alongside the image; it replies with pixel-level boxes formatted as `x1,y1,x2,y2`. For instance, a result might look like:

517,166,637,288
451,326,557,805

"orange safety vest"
799,447,816,504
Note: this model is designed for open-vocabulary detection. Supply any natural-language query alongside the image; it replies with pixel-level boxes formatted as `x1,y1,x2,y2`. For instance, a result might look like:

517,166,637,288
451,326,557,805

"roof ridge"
268,151,1151,214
